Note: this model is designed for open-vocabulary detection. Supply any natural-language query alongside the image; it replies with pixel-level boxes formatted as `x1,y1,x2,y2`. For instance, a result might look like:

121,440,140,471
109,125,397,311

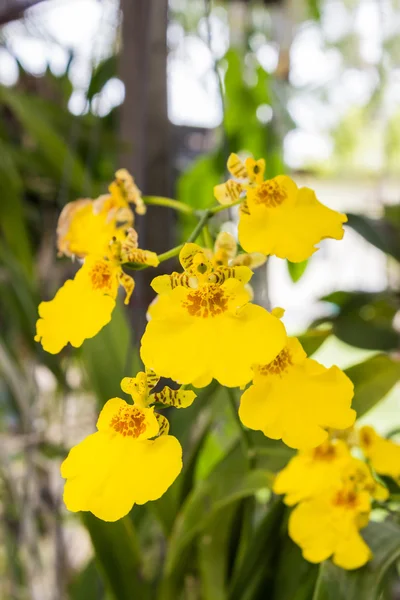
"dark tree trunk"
118,0,174,343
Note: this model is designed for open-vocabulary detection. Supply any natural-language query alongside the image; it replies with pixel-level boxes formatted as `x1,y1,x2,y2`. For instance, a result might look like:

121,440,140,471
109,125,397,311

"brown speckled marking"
312,443,337,462
89,261,113,291
332,489,358,508
258,348,293,377
253,180,286,207
110,406,146,438
184,284,228,318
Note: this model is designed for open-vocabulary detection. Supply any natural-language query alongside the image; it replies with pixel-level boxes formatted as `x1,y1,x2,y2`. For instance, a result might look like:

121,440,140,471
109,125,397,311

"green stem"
142,195,195,215
157,244,184,263
202,224,213,249
226,387,256,468
123,198,242,272
187,210,212,243
208,198,243,215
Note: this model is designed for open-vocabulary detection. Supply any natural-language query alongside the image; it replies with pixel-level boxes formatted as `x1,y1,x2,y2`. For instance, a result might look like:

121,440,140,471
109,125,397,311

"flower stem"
157,244,184,263
142,196,195,215
123,199,240,272
202,224,213,249
226,387,256,468
187,209,212,243
208,198,243,215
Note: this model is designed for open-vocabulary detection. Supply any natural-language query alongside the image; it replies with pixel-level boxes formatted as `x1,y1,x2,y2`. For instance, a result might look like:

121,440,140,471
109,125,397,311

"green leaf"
0,87,87,195
345,354,400,418
287,259,309,283
198,505,237,600
81,302,139,408
228,500,285,600
87,57,117,101
308,0,322,20
320,291,399,351
69,559,103,600
346,213,400,262
272,531,319,600
312,520,400,600
177,154,220,211
0,140,33,277
297,328,332,356
165,443,273,575
82,514,149,600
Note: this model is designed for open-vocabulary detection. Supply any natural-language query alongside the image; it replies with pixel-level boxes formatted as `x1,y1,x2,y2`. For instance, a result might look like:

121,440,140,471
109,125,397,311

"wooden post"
118,0,173,342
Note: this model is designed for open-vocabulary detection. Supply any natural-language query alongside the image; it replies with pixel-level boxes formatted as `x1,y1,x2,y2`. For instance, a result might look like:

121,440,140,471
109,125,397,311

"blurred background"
0,0,399,598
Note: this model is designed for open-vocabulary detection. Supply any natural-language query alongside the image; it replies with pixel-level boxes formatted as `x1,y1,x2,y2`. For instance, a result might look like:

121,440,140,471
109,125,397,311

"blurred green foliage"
0,0,400,599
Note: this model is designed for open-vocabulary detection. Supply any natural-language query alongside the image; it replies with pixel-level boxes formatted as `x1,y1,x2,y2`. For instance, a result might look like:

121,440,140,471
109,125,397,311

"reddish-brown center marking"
313,443,337,462
89,262,113,291
110,407,146,438
332,488,358,509
258,348,293,377
184,284,229,318
359,429,373,447
253,180,286,207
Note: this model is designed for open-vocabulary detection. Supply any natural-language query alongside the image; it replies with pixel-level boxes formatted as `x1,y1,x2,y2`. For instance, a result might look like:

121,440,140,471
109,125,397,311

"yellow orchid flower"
274,440,388,505
359,426,400,485
57,169,144,258
289,486,372,570
35,229,158,354
140,242,287,388
288,459,387,570
239,337,356,449
214,153,347,263
61,370,192,522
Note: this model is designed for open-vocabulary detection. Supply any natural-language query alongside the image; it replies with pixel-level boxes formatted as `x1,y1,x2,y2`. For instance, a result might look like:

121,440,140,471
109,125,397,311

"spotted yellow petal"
214,180,244,206
359,426,400,484
289,490,372,569
239,338,355,449
153,386,196,408
227,153,248,179
239,181,347,262
141,285,287,388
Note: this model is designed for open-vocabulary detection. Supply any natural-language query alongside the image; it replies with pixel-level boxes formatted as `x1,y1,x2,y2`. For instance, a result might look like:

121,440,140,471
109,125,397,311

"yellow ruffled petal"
62,432,138,521
289,491,372,569
359,426,400,484
61,427,181,521
141,285,287,388
56,198,129,258
35,277,115,354
129,435,182,504
333,532,372,570
239,182,347,262
239,339,355,449
273,440,352,505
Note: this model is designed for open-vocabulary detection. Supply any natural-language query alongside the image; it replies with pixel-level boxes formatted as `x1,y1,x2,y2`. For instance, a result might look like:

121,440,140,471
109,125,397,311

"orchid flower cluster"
36,159,400,571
